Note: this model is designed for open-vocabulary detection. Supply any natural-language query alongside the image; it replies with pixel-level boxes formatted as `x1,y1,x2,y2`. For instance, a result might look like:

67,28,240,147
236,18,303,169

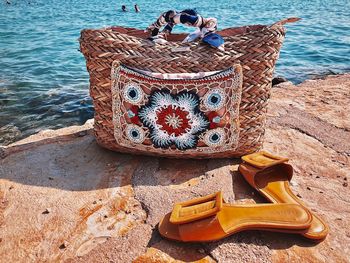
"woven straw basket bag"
79,17,298,158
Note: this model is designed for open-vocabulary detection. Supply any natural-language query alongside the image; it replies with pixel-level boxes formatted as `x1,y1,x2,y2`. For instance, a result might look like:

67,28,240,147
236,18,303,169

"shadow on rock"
1,132,241,193
145,227,318,262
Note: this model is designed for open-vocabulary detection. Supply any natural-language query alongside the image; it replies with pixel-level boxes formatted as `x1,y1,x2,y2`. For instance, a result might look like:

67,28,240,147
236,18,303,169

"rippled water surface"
0,0,349,144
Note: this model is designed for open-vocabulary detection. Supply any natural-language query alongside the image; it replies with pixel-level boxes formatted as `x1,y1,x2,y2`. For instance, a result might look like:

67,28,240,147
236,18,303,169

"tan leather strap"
170,192,223,224
242,151,289,169
239,151,293,188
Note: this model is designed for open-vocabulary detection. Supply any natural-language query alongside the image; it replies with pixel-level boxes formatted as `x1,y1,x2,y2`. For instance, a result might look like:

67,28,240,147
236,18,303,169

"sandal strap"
239,151,293,189
170,192,223,225
242,151,289,169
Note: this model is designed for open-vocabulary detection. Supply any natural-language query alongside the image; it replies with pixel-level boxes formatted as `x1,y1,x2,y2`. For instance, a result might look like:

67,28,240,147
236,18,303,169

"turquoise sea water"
0,0,349,144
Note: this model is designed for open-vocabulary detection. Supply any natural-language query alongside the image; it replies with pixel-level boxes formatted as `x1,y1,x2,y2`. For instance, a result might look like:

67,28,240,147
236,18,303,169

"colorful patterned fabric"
138,90,209,150
111,63,243,156
146,9,217,38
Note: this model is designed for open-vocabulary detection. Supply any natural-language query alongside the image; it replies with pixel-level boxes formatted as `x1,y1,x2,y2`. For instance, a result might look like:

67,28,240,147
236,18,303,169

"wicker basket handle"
270,17,301,28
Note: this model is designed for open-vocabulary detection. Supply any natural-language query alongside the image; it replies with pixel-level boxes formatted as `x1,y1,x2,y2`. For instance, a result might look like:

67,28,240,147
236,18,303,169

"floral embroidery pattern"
203,128,225,147
156,105,191,136
122,82,144,104
111,63,243,157
202,88,226,111
138,90,209,150
125,124,145,144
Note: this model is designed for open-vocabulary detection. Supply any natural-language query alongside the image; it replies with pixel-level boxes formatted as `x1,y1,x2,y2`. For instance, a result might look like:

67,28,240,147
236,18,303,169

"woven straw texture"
79,18,295,158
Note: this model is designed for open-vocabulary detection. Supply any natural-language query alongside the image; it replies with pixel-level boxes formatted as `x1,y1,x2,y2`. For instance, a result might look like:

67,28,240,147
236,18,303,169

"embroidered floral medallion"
138,91,209,150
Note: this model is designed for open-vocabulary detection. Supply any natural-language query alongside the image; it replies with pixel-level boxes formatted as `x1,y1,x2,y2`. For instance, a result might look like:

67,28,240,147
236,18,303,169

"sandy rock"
270,73,350,130
1,74,349,262
204,232,272,263
70,224,153,263
0,124,21,145
133,247,215,263
0,132,147,262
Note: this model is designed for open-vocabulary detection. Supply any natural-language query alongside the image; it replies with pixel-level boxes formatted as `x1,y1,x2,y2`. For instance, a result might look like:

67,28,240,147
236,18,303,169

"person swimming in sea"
121,5,127,12
134,4,140,12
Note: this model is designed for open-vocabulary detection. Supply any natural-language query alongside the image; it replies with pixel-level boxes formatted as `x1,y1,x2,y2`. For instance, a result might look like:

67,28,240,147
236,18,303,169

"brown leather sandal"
158,192,312,242
239,151,329,241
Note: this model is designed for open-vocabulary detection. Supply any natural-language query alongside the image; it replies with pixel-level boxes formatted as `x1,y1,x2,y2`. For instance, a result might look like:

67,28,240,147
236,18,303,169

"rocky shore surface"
1,74,349,262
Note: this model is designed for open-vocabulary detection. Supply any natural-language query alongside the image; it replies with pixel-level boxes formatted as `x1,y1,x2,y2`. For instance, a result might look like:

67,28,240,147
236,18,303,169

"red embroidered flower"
156,105,191,136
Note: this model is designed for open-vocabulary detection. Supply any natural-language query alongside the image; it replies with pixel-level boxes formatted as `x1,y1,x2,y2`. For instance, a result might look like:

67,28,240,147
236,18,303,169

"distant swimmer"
134,4,140,12
122,5,127,12
6,0,11,4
